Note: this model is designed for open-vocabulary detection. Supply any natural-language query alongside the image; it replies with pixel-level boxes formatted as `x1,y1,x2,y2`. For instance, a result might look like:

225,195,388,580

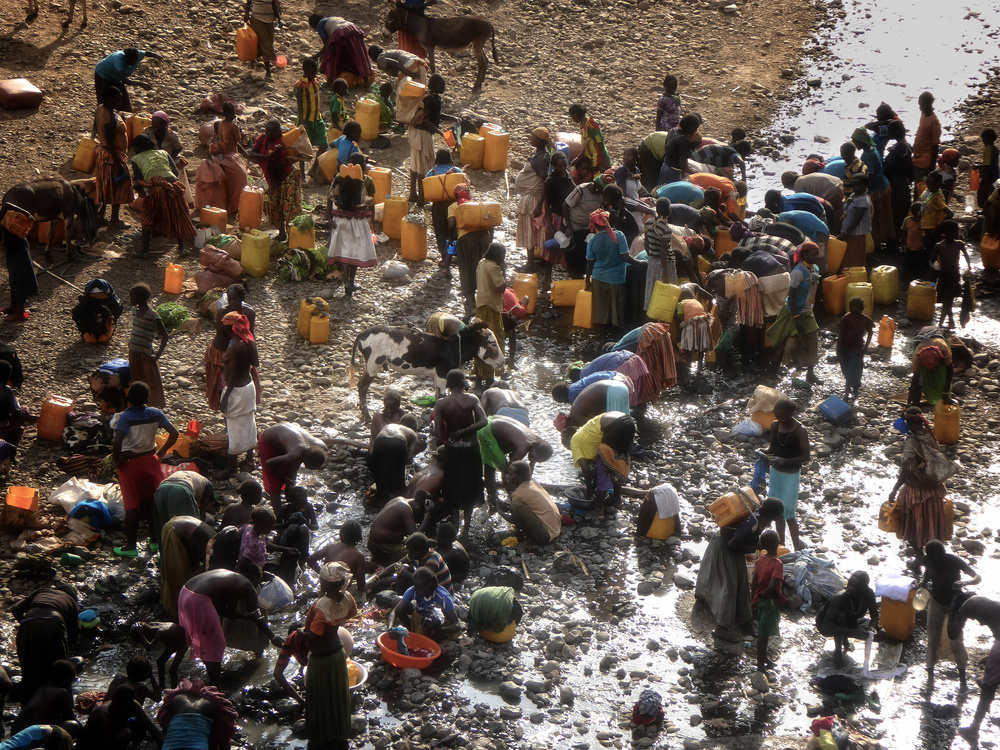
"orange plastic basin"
377,632,441,669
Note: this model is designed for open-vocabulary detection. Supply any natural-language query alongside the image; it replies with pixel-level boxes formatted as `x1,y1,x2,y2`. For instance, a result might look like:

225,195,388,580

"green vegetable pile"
157,302,191,331
289,214,315,231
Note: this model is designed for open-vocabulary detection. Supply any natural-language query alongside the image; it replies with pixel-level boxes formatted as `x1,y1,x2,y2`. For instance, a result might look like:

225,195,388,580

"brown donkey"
384,4,497,93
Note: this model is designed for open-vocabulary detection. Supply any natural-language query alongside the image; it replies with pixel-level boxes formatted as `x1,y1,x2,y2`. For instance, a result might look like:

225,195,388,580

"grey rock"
499,681,523,701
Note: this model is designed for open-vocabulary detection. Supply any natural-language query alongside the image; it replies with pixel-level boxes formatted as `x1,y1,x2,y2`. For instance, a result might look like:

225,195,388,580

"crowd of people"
1,1,1000,748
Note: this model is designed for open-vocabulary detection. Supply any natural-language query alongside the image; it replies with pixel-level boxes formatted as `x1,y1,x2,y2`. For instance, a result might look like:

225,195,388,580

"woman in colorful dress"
569,104,611,173
93,86,133,229
248,119,301,244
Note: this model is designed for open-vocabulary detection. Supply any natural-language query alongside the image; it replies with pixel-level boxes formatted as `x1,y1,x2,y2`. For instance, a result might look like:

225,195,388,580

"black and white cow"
349,322,504,419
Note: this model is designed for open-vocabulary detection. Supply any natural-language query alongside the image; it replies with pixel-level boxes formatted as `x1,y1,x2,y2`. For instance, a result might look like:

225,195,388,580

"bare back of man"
480,387,527,416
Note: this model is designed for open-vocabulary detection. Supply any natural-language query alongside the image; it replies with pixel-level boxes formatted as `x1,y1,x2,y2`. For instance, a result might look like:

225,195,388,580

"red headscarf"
454,183,471,205
222,312,254,343
589,209,615,240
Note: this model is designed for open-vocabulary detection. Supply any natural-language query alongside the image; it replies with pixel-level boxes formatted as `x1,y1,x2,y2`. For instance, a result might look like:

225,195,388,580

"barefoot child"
328,77,349,133
133,622,187,689
930,219,971,329
901,201,924,282
752,530,785,671
296,59,328,157
836,296,875,400
128,284,168,409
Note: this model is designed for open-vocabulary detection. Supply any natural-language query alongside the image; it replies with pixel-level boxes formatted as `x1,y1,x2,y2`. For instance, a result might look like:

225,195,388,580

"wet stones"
499,681,523,701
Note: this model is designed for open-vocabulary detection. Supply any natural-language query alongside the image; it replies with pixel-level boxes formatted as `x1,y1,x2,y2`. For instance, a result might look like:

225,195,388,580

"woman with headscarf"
327,165,377,298
303,562,355,750
851,127,893,251
142,111,193,208
131,135,196,258
206,285,258,412
448,183,491,316
695,498,785,640
220,311,259,477
585,209,637,331
888,407,957,556
936,148,960,203
908,326,954,406
515,128,551,269
248,120,301,244
474,243,507,385
93,86,133,229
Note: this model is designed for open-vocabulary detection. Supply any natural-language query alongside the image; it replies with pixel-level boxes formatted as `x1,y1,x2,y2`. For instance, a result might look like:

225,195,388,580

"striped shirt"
296,78,321,122
644,218,673,260
129,307,161,355
249,0,275,23
420,549,453,591
693,144,743,169
738,235,797,258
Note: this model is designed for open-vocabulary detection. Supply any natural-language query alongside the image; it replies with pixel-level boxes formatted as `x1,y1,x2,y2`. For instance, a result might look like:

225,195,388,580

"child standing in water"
752,530,785,672
836,296,875,400
901,202,924,282
929,220,971,330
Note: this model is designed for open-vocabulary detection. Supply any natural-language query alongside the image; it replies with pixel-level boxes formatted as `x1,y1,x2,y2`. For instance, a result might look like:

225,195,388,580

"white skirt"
328,214,377,268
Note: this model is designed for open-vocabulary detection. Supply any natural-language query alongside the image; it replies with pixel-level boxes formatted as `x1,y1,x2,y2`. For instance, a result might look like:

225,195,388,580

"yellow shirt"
475,259,505,312
920,190,948,229
570,414,604,467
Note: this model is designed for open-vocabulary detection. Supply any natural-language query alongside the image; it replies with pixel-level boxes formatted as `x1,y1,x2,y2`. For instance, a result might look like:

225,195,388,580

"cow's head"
471,323,504,373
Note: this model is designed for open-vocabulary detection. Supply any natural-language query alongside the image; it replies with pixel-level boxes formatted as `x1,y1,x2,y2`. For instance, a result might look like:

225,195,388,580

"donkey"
1,178,99,262
384,4,497,92
26,0,88,28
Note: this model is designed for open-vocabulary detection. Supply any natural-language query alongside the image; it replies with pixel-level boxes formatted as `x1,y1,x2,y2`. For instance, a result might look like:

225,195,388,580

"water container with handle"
164,263,184,294
483,129,510,172
309,313,330,344
401,216,428,261
240,229,270,276
871,265,899,304
73,137,97,173
647,281,681,322
369,168,392,206
236,25,258,62
127,114,152,144
709,487,759,527
821,275,848,316
6,486,38,513
355,98,381,141
878,316,896,348
981,234,1000,270
288,224,316,250
907,281,937,321
573,290,593,328
845,281,873,316
818,395,852,426
382,197,408,240
238,186,264,231
842,266,867,284
512,273,538,314
38,396,73,442
551,279,586,306
455,202,502,231
200,207,228,233
317,150,339,182
826,236,847,274
459,134,485,169
934,400,960,445
880,588,916,641
37,221,65,245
